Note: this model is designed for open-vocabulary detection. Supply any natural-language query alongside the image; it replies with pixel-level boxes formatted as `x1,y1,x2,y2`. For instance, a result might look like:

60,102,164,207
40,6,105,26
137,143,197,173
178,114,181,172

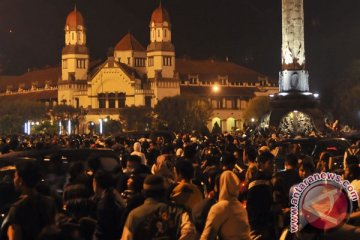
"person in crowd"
273,154,301,209
316,151,331,172
145,141,160,167
121,175,196,240
62,162,92,220
131,142,147,165
246,151,276,240
171,160,204,212
344,140,360,170
200,170,251,240
6,160,56,240
151,151,175,189
244,147,258,185
92,170,125,240
298,160,315,180
192,169,221,234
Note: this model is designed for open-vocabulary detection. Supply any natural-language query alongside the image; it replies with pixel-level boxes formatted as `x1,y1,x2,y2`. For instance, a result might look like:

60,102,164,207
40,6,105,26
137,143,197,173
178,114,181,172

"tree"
243,96,270,122
51,104,85,134
119,106,152,131
154,95,212,132
0,99,47,134
333,60,360,128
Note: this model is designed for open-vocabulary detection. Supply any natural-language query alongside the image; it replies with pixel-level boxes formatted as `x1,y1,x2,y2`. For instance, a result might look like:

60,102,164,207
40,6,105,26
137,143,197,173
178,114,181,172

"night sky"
0,0,360,100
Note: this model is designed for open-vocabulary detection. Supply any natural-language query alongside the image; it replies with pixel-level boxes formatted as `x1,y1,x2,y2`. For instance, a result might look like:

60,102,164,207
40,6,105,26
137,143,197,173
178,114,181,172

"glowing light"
212,84,220,93
27,121,31,135
99,119,103,134
269,94,274,97
302,92,312,96
24,123,28,134
293,110,298,113
68,119,71,135
59,121,62,135
314,93,319,98
251,118,255,123
279,92,288,96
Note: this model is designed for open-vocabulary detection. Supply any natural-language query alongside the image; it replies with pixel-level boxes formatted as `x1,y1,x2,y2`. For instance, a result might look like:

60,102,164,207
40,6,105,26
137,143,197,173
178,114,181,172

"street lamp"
251,118,255,123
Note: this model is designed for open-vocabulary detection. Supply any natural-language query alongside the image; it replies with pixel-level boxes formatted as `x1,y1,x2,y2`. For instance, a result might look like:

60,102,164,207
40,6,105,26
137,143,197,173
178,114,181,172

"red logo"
301,183,349,230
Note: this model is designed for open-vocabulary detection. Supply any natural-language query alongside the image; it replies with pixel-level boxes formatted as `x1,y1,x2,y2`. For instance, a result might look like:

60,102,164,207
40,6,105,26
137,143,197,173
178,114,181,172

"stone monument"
265,0,324,135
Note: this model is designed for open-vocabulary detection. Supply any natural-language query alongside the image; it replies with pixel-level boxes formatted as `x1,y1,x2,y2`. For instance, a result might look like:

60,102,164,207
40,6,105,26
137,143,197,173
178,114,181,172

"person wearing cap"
121,175,196,240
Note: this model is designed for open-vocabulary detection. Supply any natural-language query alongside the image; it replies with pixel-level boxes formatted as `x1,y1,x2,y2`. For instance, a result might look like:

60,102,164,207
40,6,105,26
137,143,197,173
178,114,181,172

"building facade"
0,4,277,133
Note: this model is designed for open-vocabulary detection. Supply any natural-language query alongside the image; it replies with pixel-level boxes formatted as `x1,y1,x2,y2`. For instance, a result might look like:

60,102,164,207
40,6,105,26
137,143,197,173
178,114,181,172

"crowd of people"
0,131,360,240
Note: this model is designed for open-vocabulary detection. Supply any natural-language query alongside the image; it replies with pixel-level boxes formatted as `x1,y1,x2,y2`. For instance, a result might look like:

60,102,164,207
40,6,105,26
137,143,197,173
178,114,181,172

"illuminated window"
76,59,86,68
163,56,172,66
62,60,67,69
148,57,154,66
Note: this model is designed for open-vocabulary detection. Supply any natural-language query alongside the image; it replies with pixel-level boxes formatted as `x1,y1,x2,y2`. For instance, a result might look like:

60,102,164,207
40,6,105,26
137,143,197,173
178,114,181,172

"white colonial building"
0,4,277,133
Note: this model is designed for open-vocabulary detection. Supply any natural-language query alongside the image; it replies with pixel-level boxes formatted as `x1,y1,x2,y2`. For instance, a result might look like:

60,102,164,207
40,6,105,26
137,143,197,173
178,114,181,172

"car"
0,148,121,228
311,138,351,160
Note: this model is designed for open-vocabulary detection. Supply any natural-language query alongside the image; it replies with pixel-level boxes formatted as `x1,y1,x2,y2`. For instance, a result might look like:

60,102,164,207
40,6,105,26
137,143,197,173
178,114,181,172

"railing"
87,108,121,115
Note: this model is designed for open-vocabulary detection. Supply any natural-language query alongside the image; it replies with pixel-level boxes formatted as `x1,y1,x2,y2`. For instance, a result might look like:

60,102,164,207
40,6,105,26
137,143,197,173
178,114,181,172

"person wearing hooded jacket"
200,170,251,240
131,142,147,166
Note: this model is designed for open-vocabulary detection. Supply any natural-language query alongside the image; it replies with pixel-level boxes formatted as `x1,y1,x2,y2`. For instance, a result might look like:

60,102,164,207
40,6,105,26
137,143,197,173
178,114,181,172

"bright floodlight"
314,93,319,98
212,84,220,93
251,118,255,122
68,119,71,135
99,119,103,134
59,121,62,135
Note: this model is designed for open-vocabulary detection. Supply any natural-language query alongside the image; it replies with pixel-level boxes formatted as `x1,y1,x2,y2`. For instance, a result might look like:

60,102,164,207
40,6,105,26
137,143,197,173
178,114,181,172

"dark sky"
0,0,359,97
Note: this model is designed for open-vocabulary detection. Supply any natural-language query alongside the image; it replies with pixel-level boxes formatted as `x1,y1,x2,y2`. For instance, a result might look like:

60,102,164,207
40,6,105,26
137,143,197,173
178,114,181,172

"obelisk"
279,0,309,92
266,0,324,134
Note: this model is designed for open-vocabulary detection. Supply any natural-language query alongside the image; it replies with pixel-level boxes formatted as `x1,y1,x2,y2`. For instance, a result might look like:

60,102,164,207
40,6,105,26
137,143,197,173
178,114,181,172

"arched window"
118,93,126,108
108,93,116,108
98,93,106,109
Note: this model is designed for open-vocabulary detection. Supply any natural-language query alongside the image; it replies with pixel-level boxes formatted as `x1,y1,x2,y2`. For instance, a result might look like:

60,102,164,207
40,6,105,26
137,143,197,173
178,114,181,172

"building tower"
147,3,179,103
58,6,89,107
266,0,324,135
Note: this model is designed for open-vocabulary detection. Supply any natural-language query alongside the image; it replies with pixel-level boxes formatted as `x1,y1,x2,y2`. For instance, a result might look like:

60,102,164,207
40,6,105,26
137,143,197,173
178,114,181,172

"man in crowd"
246,151,276,240
121,175,196,240
6,160,56,240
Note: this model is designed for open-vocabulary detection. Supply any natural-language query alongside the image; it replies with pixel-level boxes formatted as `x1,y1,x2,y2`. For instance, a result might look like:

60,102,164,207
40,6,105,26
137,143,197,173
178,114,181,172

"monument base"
265,91,325,135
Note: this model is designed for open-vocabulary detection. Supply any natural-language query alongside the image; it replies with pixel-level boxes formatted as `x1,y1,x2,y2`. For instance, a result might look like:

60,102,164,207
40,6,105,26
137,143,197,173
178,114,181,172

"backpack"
133,203,185,240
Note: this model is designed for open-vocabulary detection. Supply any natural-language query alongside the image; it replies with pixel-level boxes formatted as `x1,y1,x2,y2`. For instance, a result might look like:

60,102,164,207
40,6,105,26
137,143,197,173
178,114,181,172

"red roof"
66,7,85,30
150,3,170,24
115,33,145,51
0,90,57,101
0,67,60,93
176,58,266,83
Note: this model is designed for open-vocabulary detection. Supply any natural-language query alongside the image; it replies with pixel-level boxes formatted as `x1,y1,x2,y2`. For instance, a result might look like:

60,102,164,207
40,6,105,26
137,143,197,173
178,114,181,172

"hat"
143,175,165,191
